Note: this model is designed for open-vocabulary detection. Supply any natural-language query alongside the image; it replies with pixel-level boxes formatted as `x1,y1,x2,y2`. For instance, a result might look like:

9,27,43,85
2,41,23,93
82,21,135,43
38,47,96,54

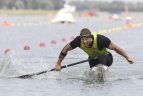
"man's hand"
55,63,61,71
54,43,73,71
126,57,134,64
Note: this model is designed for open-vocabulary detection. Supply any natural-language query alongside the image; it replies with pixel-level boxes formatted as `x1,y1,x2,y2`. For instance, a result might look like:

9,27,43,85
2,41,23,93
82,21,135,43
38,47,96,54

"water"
0,15,143,96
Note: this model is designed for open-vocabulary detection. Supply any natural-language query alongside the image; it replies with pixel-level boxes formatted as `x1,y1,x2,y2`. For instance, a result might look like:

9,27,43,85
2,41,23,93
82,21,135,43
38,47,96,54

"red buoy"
24,45,30,50
61,38,66,42
51,40,57,45
39,42,46,47
4,48,11,54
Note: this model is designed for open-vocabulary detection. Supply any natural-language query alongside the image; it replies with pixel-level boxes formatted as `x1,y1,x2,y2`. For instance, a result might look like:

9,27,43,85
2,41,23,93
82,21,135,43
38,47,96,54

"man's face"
81,37,92,47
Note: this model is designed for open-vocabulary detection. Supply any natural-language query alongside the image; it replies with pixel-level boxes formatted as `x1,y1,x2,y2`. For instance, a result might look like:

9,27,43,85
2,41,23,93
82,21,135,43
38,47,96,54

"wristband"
61,52,67,56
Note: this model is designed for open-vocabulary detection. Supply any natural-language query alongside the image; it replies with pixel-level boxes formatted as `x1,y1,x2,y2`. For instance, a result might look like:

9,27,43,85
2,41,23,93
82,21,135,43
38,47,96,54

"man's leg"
89,52,113,68
88,53,113,82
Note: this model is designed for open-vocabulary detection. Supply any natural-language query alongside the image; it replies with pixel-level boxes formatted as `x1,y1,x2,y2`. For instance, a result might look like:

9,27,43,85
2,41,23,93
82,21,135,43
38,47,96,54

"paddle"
17,57,97,79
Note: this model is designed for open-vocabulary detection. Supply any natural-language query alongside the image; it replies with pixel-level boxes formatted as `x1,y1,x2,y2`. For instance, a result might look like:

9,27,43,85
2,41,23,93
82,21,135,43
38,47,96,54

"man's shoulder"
75,36,80,39
97,34,110,40
97,34,107,37
70,36,81,49
73,36,81,41
96,34,111,50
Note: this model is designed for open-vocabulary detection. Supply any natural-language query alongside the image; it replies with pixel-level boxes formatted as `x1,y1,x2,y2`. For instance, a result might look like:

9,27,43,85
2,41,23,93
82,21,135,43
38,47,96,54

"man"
55,28,134,71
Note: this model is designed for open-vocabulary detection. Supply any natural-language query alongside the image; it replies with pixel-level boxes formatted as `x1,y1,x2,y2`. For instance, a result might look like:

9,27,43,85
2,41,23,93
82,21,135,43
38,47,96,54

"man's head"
80,28,92,38
80,28,93,47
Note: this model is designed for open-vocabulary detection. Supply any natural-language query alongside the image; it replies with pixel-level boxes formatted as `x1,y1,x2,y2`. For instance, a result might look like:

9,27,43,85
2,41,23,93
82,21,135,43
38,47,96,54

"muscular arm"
108,42,134,64
55,44,73,71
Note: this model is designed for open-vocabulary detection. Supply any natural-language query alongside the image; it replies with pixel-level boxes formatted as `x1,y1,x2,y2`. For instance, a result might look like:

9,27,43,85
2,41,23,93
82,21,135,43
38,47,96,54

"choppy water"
0,15,143,96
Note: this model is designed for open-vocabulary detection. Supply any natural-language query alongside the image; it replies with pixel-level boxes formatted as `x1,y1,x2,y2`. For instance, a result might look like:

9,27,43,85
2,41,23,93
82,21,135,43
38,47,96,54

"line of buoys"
3,38,72,53
123,23,133,29
2,20,143,54
1,21,49,27
97,21,143,34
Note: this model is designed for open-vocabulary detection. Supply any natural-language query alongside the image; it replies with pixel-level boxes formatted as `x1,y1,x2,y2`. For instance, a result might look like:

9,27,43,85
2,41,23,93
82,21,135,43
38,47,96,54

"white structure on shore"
52,4,76,23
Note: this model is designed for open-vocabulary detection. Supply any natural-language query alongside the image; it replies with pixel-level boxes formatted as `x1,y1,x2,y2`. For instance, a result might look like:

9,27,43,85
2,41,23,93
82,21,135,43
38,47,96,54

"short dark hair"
80,28,92,38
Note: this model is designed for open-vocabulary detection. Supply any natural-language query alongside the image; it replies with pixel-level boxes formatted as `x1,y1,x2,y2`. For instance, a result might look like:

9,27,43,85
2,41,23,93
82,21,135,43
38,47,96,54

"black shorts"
88,52,113,68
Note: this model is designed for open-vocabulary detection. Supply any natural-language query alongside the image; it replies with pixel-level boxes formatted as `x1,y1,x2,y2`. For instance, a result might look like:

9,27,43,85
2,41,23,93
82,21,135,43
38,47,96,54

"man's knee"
98,54,107,59
98,54,112,66
98,54,107,62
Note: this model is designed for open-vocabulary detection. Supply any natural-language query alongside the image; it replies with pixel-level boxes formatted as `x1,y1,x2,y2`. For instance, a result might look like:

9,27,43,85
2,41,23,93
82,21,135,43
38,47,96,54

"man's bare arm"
108,42,134,64
55,44,73,71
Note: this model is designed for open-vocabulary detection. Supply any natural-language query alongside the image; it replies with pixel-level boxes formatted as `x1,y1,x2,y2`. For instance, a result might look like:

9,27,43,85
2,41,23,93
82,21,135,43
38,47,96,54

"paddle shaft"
17,57,97,78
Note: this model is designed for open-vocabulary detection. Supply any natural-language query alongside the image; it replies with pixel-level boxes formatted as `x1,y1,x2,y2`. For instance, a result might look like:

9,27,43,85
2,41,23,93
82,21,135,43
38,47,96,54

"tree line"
0,0,65,10
0,0,143,12
71,1,143,12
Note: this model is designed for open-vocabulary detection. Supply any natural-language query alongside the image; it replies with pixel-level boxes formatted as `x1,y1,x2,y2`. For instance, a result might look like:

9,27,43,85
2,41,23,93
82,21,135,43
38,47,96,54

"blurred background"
0,1,143,96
